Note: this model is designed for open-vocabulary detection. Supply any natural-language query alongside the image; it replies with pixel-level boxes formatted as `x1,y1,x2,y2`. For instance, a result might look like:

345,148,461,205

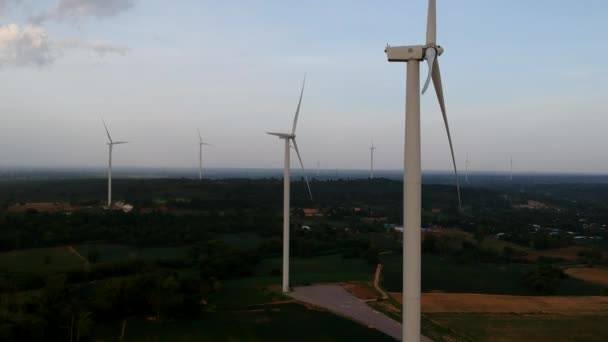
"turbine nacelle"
385,44,443,62
267,132,295,140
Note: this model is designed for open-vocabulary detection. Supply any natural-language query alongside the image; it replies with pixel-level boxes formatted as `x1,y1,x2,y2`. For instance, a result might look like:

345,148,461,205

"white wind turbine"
102,120,128,208
370,141,377,179
267,75,313,293
385,0,461,340
198,130,212,180
465,153,470,184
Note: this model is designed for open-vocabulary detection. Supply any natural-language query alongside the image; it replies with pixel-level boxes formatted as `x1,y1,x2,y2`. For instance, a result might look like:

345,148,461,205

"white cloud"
0,23,54,66
0,23,129,67
34,0,135,23
57,39,129,57
0,0,15,16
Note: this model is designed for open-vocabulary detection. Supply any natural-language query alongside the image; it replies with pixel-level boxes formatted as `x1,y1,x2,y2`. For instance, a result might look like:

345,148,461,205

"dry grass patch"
389,293,608,315
565,267,608,287
341,282,378,300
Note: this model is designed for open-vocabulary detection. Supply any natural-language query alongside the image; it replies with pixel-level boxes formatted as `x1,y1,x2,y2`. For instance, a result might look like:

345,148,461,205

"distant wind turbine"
267,75,313,293
465,154,470,184
198,130,212,180
510,156,513,181
385,0,461,340
370,141,377,179
102,120,128,208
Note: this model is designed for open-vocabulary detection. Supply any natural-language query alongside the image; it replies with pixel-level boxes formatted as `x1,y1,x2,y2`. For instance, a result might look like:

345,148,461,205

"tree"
87,249,100,264
74,311,92,342
522,265,566,294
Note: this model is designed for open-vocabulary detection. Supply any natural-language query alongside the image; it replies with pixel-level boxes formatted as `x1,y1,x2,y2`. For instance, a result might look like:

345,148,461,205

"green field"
0,246,84,273
255,254,375,285
0,244,191,275
74,244,191,263
428,313,608,342
208,255,375,308
97,304,395,342
215,233,263,249
381,253,603,295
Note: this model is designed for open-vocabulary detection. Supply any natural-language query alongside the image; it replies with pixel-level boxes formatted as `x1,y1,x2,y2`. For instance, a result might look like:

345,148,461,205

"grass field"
215,233,263,249
208,255,375,308
0,244,191,275
0,246,84,273
427,313,608,342
381,253,603,295
419,293,608,314
74,244,191,263
255,254,375,285
98,303,396,342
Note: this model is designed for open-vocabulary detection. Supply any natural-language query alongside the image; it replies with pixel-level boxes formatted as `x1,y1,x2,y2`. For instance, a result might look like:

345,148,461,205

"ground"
289,284,432,341
565,267,608,287
95,303,397,342
428,313,608,342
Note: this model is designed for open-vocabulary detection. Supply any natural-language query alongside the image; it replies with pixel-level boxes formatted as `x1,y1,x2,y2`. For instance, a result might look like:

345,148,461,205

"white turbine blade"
432,59,462,209
427,0,437,45
267,132,293,139
291,74,307,135
421,48,436,94
292,139,313,201
202,143,213,146
113,141,128,145
198,129,203,144
102,119,113,143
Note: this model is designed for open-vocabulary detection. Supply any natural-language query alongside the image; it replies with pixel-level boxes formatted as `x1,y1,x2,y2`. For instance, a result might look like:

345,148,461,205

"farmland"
565,267,608,287
97,303,396,342
380,253,604,296
427,313,608,342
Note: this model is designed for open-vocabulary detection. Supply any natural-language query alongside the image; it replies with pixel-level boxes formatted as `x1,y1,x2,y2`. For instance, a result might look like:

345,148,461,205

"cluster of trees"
421,233,528,264
521,265,567,294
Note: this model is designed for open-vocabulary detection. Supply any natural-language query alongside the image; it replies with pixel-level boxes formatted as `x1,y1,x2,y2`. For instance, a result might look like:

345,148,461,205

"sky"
1,0,607,173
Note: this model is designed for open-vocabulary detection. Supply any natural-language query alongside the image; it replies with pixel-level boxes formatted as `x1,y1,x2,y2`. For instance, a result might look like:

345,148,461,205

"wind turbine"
267,75,313,293
102,120,128,208
198,130,212,180
510,156,513,181
385,1,461,340
370,141,377,179
465,153,470,184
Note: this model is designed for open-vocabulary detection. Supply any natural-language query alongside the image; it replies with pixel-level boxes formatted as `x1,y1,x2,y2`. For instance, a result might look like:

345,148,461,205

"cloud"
0,23,54,66
57,39,129,57
0,23,129,67
0,0,19,16
34,0,134,23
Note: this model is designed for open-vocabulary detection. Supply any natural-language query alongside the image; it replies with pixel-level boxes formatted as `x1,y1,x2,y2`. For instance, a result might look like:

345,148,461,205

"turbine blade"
432,59,461,210
291,74,307,135
102,119,112,143
113,141,128,145
198,129,202,144
421,48,436,94
427,0,437,45
292,139,313,201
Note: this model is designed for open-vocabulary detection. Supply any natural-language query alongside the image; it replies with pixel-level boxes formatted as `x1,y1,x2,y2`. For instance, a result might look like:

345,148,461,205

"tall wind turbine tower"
370,142,377,179
385,1,461,340
198,130,212,180
267,75,313,293
510,156,513,181
465,154,470,184
102,120,128,208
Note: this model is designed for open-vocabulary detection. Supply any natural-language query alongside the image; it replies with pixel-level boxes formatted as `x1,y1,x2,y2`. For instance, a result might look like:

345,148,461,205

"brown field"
565,267,608,287
388,293,608,315
526,246,585,262
341,282,378,300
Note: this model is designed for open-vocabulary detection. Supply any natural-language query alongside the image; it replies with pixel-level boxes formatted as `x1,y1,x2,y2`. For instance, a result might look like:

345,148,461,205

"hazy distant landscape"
1,175,608,341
